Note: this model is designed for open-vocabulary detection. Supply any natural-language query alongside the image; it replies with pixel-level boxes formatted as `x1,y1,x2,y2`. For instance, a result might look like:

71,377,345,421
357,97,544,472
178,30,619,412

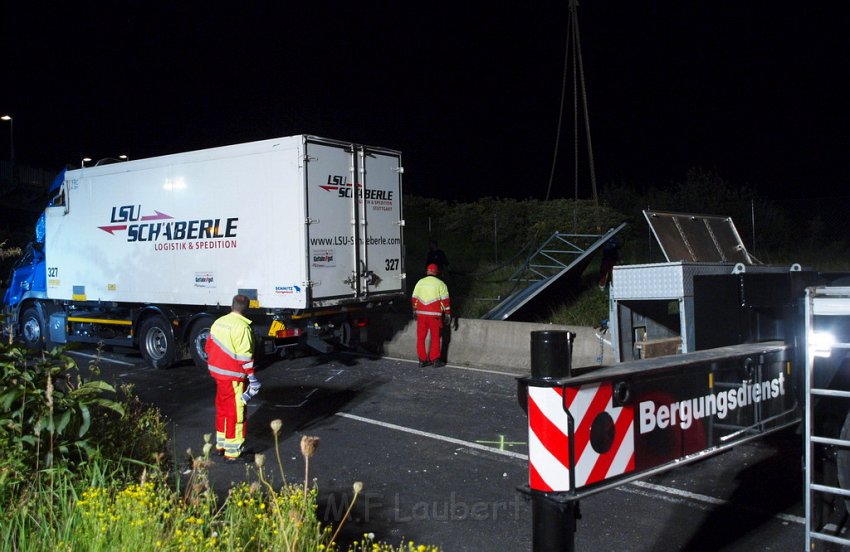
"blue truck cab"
2,172,61,347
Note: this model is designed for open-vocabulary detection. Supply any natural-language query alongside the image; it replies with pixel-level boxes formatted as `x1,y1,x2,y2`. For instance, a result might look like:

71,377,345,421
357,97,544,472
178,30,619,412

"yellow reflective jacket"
411,275,451,317
206,312,254,381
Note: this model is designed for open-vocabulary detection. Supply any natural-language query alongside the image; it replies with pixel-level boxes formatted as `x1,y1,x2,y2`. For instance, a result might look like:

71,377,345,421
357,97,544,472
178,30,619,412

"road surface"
71,347,806,551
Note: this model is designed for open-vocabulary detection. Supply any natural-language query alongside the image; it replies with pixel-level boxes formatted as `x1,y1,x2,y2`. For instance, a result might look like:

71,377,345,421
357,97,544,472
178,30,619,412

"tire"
139,316,176,369
339,320,354,349
20,307,45,350
339,319,363,350
188,317,214,370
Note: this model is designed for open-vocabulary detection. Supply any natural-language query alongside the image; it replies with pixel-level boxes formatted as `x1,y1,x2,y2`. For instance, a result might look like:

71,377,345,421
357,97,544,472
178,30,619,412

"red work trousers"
416,315,443,362
214,379,247,459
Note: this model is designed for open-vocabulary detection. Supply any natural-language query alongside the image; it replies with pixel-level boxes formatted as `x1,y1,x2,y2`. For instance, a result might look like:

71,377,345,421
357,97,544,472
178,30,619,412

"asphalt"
71,346,810,551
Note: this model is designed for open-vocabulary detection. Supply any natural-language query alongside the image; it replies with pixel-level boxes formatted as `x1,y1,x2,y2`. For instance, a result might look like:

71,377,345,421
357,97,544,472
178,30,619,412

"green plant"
348,537,440,552
0,235,27,291
0,239,23,260
404,195,626,320
87,382,169,469
0,342,440,551
548,273,612,327
0,343,124,472
405,175,850,326
1,415,439,552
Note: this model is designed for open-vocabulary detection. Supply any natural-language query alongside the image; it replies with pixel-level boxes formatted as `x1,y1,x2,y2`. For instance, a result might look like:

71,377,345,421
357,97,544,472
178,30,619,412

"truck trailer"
2,135,406,369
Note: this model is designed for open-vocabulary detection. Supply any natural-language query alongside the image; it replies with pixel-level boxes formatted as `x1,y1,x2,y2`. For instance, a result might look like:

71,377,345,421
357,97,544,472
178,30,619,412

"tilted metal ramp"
482,223,627,321
508,231,609,283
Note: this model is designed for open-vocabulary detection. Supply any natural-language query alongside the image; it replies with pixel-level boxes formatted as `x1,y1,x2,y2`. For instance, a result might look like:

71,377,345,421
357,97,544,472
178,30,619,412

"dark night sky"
2,2,849,204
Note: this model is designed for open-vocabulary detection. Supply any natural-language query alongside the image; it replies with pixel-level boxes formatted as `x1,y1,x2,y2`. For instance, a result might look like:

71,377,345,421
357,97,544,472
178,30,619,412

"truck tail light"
276,328,302,339
355,317,368,328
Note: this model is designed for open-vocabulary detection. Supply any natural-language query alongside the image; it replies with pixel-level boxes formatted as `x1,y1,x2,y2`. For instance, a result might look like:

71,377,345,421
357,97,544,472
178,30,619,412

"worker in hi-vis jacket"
205,294,259,462
411,263,451,367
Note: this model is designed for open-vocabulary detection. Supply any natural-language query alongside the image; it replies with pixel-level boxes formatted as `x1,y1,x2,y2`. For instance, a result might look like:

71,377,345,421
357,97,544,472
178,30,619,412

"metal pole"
530,330,573,380
494,213,498,263
750,199,756,254
1,115,13,186
527,330,577,552
7,117,13,167
532,496,577,552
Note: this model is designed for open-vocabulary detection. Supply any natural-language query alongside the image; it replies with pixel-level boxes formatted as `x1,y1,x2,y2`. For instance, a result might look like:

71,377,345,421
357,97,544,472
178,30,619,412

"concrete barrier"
367,313,609,375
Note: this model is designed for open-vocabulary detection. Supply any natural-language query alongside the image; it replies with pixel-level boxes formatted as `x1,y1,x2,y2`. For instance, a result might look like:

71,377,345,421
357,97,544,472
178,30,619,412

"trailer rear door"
304,138,404,304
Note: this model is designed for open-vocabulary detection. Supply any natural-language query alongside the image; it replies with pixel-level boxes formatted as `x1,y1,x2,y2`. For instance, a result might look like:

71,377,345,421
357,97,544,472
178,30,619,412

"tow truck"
519,210,850,550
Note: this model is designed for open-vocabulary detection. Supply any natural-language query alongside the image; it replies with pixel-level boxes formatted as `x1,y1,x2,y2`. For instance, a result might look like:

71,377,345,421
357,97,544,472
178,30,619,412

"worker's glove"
242,374,261,403
247,374,261,393
443,314,452,326
241,388,257,403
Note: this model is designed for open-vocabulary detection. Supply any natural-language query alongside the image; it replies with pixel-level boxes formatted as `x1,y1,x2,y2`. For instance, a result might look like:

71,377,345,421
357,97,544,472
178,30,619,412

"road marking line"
475,434,526,450
337,412,804,525
381,355,520,376
274,388,317,408
325,369,344,382
68,351,137,367
449,364,524,376
622,480,805,525
335,412,528,460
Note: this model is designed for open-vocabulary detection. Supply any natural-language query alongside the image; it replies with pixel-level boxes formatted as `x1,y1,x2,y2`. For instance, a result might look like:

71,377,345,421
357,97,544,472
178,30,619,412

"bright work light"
810,331,836,358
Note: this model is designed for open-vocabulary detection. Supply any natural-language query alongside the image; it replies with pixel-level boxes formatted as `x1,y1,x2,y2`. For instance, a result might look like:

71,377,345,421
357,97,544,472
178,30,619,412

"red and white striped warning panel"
524,345,800,493
528,383,635,492
525,348,798,492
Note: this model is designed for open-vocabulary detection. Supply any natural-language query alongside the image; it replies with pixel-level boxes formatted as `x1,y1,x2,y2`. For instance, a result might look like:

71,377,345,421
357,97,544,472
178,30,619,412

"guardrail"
368,313,603,374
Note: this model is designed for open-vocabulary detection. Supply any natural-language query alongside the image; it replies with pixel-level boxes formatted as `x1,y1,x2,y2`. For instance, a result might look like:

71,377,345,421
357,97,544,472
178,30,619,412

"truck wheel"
20,307,45,350
339,320,360,350
139,317,176,369
189,318,213,370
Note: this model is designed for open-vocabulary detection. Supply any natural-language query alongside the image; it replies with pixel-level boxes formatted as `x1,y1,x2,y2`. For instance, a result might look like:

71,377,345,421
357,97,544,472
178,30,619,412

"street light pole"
1,115,14,186
0,115,13,165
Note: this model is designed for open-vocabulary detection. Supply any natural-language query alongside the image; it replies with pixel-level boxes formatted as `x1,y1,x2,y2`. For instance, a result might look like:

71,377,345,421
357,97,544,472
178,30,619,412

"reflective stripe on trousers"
215,379,246,458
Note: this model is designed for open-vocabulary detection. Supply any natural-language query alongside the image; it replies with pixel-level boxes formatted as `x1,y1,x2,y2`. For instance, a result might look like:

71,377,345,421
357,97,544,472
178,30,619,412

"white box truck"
2,135,406,368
